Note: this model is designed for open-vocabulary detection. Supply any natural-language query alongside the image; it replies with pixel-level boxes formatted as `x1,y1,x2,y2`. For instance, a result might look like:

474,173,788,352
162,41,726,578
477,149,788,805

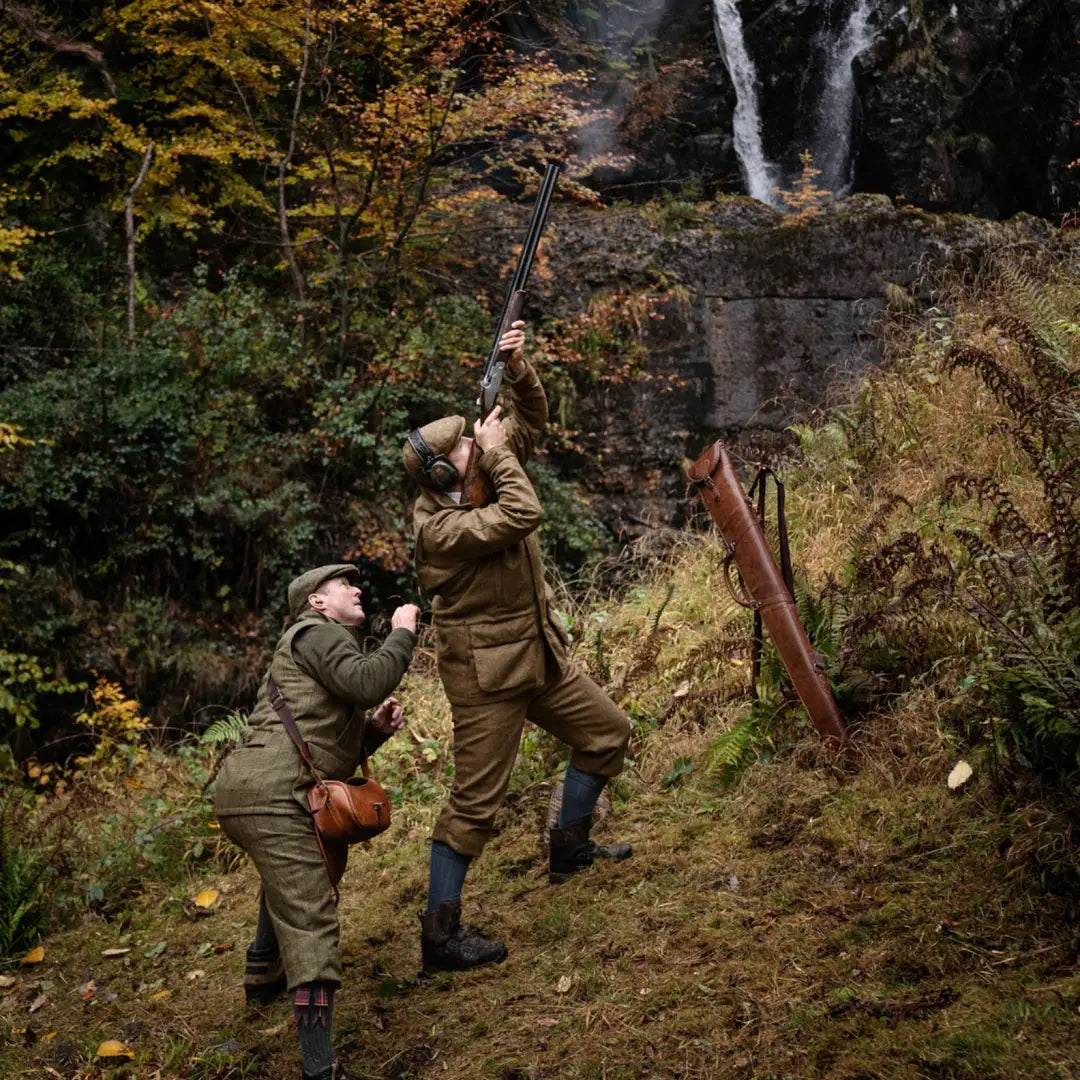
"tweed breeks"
219,810,345,991
432,662,629,857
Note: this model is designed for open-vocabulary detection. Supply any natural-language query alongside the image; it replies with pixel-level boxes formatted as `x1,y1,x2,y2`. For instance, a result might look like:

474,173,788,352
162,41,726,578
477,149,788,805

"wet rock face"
461,196,1065,535
573,0,1080,218
704,295,883,429
852,0,1080,218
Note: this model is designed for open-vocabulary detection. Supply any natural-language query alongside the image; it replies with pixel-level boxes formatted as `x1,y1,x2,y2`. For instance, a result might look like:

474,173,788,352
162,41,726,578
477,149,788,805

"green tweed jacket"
214,610,416,818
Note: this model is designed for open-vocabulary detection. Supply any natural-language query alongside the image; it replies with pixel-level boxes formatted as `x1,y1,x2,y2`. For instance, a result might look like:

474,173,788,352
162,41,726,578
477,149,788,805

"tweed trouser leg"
433,662,629,857
219,811,344,991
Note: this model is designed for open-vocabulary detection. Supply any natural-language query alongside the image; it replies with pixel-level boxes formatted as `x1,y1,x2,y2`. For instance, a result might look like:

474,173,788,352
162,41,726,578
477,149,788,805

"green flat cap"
287,564,360,618
402,415,466,484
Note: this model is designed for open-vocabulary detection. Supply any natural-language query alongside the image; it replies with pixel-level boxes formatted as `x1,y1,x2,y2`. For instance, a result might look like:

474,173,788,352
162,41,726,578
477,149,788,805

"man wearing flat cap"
403,320,632,974
215,564,419,1080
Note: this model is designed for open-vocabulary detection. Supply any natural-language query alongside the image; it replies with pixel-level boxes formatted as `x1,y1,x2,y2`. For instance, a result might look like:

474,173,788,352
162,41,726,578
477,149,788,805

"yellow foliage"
774,149,831,218
73,675,150,774
0,423,34,452
0,185,39,279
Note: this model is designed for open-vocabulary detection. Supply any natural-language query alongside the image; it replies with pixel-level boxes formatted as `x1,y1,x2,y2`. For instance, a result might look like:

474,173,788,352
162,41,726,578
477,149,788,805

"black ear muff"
408,429,459,491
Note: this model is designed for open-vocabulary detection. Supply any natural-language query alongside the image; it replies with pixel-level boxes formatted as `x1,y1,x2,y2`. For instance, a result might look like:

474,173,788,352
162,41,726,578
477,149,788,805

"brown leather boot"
549,815,632,884
419,901,507,973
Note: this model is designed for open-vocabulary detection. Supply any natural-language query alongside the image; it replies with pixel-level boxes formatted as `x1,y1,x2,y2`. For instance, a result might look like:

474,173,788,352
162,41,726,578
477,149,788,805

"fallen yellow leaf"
947,760,973,789
19,946,44,965
148,989,172,1001
193,888,219,909
96,1039,135,1060
101,947,131,957
41,1031,58,1042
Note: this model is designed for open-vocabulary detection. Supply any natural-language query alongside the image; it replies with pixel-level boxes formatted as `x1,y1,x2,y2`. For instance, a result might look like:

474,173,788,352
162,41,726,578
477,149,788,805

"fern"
0,827,48,958
200,711,249,746
650,582,676,634
705,717,757,776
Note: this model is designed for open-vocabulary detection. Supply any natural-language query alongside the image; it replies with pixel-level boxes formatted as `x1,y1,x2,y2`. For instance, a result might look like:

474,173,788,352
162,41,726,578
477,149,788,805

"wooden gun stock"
687,441,848,750
461,438,494,508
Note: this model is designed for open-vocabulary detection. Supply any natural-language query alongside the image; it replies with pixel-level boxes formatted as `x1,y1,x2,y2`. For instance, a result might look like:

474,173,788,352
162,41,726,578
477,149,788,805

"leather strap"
267,676,372,781
267,675,360,902
746,467,794,699
267,676,327,787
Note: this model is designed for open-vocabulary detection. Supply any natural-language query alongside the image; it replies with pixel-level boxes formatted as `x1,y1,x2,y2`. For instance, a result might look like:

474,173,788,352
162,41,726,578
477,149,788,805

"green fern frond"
200,712,249,746
650,582,676,635
0,830,47,958
705,717,757,774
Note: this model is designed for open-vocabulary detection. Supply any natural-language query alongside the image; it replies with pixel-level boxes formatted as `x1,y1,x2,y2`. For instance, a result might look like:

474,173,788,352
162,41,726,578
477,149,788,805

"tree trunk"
125,142,155,351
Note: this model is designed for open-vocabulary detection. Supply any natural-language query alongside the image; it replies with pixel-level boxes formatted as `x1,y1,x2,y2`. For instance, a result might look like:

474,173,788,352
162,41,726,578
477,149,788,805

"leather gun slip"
687,441,847,750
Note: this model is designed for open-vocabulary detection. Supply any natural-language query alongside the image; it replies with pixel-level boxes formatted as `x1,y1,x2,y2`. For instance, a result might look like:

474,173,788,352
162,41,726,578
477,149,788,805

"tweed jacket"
215,610,416,818
411,361,569,706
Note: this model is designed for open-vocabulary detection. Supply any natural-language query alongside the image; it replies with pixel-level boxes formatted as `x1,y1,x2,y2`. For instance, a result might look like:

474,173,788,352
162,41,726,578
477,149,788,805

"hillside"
3,255,1080,1079
2,711,1078,1080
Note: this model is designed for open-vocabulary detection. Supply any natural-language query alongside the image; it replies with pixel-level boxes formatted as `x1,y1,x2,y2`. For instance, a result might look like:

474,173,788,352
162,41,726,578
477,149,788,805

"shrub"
0,822,48,958
801,259,1080,778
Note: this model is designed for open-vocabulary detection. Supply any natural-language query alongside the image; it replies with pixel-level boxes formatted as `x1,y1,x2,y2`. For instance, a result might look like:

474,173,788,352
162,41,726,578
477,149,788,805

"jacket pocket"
469,614,543,693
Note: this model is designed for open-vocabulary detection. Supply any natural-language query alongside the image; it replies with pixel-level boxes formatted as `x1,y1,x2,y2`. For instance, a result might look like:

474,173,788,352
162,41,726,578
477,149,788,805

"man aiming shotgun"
402,165,634,972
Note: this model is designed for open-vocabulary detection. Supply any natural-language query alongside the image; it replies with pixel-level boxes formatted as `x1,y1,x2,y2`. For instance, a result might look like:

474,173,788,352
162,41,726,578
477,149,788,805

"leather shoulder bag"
266,676,392,847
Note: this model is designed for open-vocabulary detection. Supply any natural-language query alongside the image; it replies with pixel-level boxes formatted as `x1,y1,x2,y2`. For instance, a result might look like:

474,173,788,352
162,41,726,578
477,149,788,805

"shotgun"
462,164,559,507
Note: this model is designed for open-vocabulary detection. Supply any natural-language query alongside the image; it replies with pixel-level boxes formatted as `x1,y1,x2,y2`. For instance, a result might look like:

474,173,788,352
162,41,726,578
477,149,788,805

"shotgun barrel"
478,163,559,421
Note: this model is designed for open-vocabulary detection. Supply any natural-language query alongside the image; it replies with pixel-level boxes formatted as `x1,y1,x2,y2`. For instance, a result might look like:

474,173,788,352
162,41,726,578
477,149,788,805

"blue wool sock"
250,889,279,957
559,763,608,827
426,841,472,912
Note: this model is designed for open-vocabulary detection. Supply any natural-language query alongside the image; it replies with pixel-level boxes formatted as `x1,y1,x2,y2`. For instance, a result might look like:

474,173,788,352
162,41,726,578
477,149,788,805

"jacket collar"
291,606,362,640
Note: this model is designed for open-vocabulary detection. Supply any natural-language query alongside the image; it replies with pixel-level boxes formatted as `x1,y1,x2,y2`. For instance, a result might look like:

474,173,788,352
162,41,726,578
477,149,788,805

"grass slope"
2,700,1078,1080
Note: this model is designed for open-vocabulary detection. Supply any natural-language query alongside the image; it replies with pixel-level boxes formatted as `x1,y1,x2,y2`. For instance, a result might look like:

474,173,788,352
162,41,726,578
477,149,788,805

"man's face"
309,576,365,626
446,436,473,484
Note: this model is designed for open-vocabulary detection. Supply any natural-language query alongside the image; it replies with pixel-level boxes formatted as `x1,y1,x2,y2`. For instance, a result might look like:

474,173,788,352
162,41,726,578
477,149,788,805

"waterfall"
711,0,879,205
711,0,780,205
811,0,876,194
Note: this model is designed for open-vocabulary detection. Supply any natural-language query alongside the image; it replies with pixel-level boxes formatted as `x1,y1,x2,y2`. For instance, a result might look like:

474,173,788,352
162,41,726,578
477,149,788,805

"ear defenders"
407,428,460,491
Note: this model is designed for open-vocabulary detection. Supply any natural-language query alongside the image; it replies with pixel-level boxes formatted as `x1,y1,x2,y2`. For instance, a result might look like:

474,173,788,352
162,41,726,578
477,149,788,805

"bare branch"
277,0,312,303
125,142,155,349
1,1,117,96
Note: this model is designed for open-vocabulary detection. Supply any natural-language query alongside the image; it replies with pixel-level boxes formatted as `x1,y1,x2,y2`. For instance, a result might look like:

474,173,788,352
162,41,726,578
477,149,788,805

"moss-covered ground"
2,688,1078,1079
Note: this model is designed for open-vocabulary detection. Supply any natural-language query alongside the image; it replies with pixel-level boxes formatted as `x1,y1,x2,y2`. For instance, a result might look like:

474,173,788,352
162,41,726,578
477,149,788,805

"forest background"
0,0,634,761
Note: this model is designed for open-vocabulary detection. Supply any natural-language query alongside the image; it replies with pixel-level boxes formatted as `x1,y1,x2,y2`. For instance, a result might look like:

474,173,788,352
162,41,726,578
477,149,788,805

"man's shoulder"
285,615,353,658
414,492,468,538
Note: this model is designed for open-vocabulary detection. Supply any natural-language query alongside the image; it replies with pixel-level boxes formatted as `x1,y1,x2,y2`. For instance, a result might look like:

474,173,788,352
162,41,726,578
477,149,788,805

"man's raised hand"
371,696,405,734
498,319,526,374
391,604,421,632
